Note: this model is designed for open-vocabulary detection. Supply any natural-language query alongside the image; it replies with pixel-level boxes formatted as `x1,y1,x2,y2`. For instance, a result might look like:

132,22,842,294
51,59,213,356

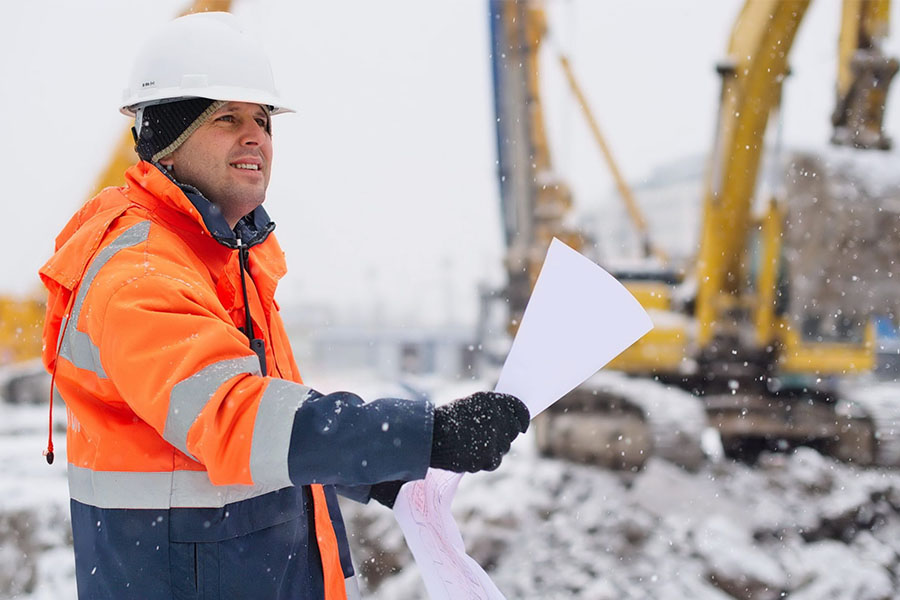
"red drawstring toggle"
45,369,58,465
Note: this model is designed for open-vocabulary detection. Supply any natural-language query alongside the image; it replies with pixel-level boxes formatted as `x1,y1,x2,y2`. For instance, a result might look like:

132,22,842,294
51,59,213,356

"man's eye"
217,115,235,122
255,118,268,128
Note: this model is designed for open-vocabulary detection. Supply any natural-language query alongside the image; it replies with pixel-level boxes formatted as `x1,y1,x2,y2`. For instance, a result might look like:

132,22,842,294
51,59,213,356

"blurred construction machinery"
0,294,44,366
0,291,47,404
487,0,900,468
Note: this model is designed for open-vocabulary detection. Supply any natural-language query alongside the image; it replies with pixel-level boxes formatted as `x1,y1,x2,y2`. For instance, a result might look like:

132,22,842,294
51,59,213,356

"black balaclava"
134,98,224,163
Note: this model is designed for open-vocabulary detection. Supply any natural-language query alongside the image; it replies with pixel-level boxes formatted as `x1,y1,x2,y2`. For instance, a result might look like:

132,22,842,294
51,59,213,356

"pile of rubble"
343,441,900,599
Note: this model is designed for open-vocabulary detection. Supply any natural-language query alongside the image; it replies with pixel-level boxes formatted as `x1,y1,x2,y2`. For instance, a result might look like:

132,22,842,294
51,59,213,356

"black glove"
430,392,530,473
369,480,405,509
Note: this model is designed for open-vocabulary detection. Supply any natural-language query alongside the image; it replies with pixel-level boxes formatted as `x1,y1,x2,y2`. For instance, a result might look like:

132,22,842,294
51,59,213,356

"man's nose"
240,121,266,146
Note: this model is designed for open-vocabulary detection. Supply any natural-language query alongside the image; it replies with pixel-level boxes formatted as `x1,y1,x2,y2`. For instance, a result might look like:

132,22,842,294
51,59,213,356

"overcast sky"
4,0,900,327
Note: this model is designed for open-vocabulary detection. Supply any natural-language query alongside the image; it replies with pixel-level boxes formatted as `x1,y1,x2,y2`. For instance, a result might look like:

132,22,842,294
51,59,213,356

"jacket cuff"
287,391,433,487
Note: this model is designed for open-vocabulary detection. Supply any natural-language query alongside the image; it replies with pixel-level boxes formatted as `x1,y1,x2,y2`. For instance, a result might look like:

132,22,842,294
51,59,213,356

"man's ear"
158,156,174,167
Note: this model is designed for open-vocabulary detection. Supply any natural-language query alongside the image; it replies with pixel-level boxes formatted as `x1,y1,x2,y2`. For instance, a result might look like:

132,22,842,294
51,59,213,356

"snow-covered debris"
693,515,787,600
788,540,893,600
0,509,39,595
343,439,900,599
630,459,745,527
785,445,835,492
7,370,900,600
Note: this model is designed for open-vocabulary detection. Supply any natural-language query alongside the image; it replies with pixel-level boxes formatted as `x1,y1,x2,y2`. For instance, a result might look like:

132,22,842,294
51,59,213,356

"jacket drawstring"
45,290,79,465
237,238,267,376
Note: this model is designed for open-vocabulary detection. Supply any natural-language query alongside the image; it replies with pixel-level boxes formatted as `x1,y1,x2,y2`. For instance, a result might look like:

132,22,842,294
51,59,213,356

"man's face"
160,101,273,228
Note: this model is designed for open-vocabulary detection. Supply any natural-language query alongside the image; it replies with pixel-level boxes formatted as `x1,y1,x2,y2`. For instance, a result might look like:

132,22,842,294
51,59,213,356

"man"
40,12,529,600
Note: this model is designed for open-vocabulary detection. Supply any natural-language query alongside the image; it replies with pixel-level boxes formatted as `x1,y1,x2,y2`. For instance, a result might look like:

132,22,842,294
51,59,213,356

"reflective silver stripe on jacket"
345,575,361,600
67,464,291,509
58,221,152,378
249,379,312,487
164,355,262,459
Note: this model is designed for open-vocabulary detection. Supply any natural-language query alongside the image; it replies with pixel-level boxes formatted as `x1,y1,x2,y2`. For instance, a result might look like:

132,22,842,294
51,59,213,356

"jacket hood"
39,187,133,371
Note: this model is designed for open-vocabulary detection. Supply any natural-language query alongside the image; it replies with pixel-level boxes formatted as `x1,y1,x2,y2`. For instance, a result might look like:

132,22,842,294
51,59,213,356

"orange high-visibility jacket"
40,161,432,599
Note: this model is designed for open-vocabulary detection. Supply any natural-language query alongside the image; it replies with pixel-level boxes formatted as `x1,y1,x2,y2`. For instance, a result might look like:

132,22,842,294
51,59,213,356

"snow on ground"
4,370,900,599
345,439,900,599
0,401,75,600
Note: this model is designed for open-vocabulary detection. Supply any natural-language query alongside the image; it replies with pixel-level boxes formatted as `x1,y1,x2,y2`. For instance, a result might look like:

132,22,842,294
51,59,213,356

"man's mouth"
230,162,260,171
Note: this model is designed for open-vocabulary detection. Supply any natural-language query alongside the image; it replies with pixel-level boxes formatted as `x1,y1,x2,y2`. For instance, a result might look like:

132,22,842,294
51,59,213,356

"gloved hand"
430,392,530,473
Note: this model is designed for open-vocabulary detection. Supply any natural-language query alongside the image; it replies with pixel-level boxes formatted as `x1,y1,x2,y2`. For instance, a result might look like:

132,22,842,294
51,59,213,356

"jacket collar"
125,161,276,249
179,183,276,250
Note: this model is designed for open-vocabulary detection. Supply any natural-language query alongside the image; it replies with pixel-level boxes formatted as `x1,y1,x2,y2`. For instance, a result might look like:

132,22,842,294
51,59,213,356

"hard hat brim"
121,87,295,117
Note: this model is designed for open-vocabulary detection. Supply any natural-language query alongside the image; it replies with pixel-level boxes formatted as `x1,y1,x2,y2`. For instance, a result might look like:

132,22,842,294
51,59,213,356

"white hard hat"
121,12,294,116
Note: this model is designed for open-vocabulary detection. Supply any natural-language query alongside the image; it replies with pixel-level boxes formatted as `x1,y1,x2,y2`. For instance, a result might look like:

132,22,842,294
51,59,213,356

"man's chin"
227,182,267,205
237,193,267,216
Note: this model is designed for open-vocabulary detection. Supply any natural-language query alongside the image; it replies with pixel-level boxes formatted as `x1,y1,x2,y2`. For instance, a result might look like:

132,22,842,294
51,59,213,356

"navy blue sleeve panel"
287,391,433,487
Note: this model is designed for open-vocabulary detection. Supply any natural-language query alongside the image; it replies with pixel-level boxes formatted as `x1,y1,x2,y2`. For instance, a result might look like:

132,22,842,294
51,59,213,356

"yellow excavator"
488,0,900,467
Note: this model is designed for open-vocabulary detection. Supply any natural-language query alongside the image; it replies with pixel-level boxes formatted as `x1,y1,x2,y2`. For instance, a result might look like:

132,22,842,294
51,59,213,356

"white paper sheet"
495,238,654,416
393,238,654,599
